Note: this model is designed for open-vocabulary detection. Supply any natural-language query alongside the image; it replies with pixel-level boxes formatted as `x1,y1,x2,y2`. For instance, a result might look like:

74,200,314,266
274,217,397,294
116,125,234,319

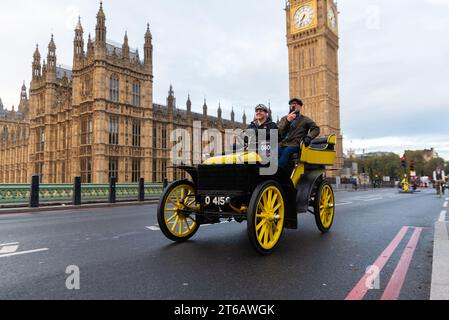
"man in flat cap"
277,98,320,169
242,104,278,156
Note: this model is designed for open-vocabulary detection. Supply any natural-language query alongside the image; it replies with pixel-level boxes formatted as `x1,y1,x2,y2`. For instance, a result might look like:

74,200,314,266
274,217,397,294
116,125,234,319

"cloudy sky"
0,0,448,159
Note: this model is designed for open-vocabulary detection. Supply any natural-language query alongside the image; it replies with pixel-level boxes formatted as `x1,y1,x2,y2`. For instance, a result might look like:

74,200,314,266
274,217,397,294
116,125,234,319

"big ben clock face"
294,5,315,29
328,6,338,32
291,1,317,33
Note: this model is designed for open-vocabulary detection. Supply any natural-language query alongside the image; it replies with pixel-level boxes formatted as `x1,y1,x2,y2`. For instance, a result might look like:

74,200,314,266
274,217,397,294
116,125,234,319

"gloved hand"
303,136,312,147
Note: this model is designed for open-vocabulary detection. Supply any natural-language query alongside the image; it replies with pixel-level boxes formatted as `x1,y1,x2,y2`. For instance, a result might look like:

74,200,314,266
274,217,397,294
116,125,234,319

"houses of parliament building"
1,0,344,184
0,3,244,184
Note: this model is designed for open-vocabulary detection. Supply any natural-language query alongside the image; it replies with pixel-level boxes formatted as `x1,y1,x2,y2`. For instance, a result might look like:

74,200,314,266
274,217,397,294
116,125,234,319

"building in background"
0,3,243,184
285,0,344,174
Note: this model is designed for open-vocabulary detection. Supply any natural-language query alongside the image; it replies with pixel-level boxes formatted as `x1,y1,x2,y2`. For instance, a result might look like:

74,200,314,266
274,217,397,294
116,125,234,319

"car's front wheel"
247,181,286,255
157,180,199,242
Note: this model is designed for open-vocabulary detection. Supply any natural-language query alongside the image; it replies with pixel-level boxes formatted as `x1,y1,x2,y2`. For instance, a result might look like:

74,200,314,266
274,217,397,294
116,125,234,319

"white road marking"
443,201,448,208
0,248,49,259
363,197,383,202
336,202,353,207
0,245,19,254
147,220,233,231
0,242,19,247
439,211,447,222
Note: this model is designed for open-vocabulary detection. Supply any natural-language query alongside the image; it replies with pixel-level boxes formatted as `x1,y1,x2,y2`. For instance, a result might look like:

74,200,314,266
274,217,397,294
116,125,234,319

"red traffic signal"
400,156,407,167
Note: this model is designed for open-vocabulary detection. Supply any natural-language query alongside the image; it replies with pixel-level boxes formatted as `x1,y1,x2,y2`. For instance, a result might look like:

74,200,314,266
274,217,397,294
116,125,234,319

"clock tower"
286,0,343,174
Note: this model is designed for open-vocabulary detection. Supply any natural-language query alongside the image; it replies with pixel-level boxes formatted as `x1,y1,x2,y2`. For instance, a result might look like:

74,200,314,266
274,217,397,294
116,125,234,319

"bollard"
163,178,168,189
138,178,145,202
29,175,40,208
109,177,116,203
73,176,81,206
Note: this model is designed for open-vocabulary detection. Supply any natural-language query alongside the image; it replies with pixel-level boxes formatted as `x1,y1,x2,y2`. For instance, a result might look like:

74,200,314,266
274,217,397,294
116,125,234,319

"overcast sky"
0,0,448,159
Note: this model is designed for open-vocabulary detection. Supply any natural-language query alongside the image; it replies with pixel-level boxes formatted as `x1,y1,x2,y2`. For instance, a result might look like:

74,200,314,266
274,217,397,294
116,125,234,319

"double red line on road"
345,226,423,300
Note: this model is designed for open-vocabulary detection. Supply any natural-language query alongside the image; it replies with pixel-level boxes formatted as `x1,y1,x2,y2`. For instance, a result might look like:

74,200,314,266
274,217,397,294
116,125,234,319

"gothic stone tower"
70,3,154,183
285,0,343,174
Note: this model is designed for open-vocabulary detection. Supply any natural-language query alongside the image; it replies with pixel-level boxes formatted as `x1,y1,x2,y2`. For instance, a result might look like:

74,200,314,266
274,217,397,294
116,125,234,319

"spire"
47,34,57,73
231,106,235,122
122,31,130,60
186,94,192,113
96,1,107,46
33,44,41,61
243,110,247,126
48,34,56,50
97,1,105,19
167,84,176,112
74,17,84,63
0,98,3,110
203,99,208,117
124,31,129,44
217,102,222,120
144,23,153,67
75,16,83,31
87,33,93,56
32,45,42,79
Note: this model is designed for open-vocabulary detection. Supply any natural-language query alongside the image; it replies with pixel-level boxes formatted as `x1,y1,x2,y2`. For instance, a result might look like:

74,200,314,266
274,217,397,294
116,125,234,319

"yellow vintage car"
157,135,337,255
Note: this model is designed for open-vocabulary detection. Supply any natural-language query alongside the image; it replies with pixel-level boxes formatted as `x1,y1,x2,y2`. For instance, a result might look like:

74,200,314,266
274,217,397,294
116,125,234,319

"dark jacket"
278,114,320,148
247,118,278,142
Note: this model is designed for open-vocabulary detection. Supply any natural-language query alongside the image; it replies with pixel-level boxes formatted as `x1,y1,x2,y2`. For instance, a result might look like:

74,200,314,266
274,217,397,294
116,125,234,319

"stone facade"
0,4,243,184
285,0,344,173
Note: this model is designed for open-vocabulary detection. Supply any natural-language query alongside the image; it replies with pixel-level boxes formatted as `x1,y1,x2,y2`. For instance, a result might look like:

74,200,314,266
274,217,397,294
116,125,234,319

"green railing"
0,183,164,205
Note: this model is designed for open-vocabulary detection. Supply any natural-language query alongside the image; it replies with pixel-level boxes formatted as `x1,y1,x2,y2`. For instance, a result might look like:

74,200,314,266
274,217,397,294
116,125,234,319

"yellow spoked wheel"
157,180,199,242
314,181,335,233
248,181,285,255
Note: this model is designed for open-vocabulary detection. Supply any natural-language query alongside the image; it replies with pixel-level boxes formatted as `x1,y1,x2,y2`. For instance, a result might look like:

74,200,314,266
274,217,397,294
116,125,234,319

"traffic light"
401,156,407,168
409,161,415,171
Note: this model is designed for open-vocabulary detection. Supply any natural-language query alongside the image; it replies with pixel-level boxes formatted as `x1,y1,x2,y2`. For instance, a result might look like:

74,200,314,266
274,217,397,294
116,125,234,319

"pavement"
430,197,449,300
0,188,446,300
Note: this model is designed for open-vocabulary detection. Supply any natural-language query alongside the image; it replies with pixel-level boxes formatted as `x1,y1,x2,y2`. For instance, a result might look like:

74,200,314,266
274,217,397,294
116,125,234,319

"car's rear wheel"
313,181,335,233
157,180,199,242
247,181,285,255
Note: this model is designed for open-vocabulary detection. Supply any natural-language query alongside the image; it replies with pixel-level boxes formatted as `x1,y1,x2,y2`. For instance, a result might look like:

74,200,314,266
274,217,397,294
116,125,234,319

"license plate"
204,196,231,206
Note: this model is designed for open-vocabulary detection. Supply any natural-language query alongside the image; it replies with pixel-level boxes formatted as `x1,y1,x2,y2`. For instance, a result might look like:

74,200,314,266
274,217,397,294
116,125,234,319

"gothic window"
132,159,141,183
162,160,167,181
81,116,93,145
132,81,141,107
81,158,92,183
110,75,120,102
83,75,92,97
152,159,158,182
36,127,45,153
153,126,157,149
1,126,7,141
109,116,119,145
109,157,119,182
132,120,141,147
162,128,167,149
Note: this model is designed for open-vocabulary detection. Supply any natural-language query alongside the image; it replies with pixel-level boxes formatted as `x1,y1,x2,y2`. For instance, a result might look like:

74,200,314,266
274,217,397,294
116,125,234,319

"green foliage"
357,151,446,180
357,153,402,180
